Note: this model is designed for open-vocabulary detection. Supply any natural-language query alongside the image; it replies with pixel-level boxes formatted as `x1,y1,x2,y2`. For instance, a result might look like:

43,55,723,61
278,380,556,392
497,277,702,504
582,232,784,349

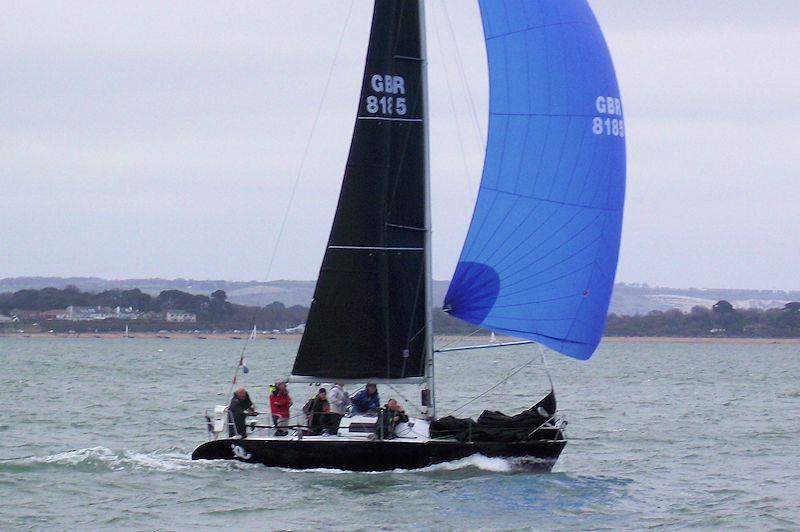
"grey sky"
1,1,798,289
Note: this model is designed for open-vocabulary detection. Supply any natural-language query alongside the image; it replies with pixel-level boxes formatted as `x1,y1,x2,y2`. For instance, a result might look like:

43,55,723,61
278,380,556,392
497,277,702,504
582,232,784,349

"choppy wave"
3,340,798,529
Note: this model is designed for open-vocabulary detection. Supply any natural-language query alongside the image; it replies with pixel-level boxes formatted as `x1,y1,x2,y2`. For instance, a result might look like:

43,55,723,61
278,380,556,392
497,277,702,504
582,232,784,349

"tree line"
605,300,800,337
3,287,799,337
0,286,308,331
0,285,481,334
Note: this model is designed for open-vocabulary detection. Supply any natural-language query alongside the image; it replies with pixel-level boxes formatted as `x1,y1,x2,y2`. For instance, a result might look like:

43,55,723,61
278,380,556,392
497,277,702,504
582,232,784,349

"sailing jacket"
303,397,331,429
351,389,380,413
228,392,254,437
386,406,409,424
327,385,350,415
269,391,292,419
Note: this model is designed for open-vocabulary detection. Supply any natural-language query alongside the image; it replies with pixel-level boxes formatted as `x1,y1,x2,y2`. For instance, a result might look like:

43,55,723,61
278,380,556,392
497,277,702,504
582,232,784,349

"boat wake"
419,454,515,473
3,449,550,475
280,454,544,475
1,447,252,473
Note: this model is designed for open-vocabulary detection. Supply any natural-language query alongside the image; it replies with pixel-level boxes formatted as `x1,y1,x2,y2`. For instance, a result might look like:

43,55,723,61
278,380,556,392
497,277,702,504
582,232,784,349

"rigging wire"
429,1,485,308
447,343,552,417
430,2,479,192
433,326,484,352
447,355,538,416
385,384,418,416
440,0,486,146
225,0,357,397
538,342,554,391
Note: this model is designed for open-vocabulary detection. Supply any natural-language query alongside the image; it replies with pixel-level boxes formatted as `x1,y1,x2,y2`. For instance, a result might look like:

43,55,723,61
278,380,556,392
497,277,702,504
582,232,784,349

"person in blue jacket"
350,383,380,414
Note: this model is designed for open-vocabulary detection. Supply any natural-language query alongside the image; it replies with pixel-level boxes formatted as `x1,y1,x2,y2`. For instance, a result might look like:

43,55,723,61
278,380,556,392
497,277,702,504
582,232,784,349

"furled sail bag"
430,391,558,443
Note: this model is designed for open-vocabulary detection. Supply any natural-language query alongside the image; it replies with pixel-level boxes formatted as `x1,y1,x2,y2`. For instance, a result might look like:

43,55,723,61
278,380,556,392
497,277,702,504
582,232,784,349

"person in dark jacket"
228,387,256,438
350,383,380,414
376,398,409,439
302,388,334,435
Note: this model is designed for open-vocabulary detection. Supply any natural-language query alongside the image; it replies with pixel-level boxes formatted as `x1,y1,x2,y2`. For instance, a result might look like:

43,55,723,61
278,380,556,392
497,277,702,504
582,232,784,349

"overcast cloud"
1,1,798,289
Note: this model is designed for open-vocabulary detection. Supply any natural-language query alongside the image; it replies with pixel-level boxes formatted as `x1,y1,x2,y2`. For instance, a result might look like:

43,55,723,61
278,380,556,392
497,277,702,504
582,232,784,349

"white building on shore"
163,310,197,323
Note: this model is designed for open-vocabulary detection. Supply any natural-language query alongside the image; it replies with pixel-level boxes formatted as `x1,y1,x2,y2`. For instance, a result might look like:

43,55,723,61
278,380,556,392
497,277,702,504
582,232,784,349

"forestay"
444,0,626,360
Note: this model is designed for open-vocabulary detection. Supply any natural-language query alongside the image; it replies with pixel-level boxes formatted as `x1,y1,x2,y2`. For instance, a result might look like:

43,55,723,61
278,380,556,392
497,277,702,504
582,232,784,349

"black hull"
191,438,566,472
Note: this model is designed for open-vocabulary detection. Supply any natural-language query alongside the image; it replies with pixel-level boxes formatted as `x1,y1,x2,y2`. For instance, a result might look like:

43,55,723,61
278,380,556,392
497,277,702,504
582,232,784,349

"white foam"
30,446,117,466
280,467,352,474
20,449,526,475
416,454,514,473
22,447,201,472
279,454,515,475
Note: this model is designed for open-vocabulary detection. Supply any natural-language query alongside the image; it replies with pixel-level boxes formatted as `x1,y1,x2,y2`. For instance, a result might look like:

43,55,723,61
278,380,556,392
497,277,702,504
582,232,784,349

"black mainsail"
292,1,429,383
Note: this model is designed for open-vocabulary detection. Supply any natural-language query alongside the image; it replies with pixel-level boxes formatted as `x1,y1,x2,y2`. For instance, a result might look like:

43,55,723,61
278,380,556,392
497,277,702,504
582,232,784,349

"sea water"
0,337,798,530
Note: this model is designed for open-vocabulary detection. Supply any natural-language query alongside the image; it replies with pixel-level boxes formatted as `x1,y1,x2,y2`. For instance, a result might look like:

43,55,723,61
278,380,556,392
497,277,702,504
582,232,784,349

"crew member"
377,398,408,439
327,382,350,432
269,381,292,436
350,383,380,414
303,388,334,435
228,387,256,438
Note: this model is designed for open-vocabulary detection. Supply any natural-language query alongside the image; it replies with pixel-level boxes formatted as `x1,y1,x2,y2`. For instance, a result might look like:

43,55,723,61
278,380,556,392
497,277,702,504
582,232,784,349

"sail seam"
491,112,619,119
467,116,514,263
492,212,604,278
386,223,425,231
481,187,620,212
497,243,602,296
288,375,426,384
493,328,591,346
357,116,423,122
561,217,612,345
328,246,423,251
485,20,592,41
393,54,422,61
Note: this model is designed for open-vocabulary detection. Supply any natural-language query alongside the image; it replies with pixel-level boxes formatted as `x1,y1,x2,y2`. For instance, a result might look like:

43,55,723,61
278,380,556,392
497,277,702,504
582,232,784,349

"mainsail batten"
292,1,428,380
444,0,626,360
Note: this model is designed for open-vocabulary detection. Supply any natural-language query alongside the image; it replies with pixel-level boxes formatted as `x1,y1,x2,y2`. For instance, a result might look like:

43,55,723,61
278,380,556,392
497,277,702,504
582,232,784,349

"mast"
419,0,435,419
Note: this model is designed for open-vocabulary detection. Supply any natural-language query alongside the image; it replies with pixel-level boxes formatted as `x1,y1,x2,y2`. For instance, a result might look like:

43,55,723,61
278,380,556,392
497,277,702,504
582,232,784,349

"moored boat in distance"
193,0,625,471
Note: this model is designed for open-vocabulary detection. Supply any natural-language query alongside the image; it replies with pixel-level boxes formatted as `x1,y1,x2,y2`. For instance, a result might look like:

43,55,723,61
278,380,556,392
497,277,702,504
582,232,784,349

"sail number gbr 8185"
364,74,408,116
592,95,624,137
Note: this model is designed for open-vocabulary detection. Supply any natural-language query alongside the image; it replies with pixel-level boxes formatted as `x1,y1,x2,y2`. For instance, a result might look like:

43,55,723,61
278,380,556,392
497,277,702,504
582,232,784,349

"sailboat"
192,0,625,471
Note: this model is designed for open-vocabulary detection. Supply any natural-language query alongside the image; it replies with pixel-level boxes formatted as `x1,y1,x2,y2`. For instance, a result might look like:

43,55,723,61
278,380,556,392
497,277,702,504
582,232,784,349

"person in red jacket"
269,381,292,436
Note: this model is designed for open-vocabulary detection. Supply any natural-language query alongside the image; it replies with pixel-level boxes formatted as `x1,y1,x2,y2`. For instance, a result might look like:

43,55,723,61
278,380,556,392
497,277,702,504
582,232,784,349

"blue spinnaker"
444,0,626,360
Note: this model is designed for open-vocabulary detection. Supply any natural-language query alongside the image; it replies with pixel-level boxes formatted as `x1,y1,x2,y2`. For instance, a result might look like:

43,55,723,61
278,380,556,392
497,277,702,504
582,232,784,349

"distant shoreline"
601,336,800,344
0,331,304,341
1,331,798,344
